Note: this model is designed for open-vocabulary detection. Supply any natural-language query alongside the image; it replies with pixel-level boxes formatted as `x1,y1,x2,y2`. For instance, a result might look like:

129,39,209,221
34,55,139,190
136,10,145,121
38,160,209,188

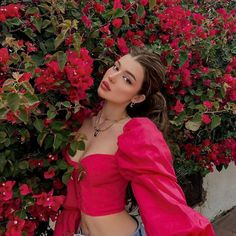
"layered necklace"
93,111,128,137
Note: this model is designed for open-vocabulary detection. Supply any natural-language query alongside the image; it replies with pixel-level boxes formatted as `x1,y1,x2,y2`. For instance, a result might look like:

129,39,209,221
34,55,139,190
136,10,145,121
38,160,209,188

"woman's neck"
99,101,128,121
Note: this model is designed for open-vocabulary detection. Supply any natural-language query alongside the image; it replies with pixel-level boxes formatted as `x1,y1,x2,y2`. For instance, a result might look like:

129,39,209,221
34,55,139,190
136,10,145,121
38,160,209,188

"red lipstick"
101,81,111,91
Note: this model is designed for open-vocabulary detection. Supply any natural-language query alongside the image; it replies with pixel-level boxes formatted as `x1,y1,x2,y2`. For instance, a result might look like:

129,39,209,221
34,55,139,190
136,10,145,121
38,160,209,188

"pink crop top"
54,118,215,236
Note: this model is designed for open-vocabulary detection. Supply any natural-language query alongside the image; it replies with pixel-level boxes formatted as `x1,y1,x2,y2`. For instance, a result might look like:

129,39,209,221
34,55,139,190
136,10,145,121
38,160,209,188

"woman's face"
97,54,145,106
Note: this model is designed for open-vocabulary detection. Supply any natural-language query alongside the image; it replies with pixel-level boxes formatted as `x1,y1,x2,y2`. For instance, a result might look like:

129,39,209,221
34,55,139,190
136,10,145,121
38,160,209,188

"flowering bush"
0,0,235,234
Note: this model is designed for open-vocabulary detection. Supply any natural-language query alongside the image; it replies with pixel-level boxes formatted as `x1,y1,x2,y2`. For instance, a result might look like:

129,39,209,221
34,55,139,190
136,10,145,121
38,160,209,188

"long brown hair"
126,47,169,137
125,47,169,214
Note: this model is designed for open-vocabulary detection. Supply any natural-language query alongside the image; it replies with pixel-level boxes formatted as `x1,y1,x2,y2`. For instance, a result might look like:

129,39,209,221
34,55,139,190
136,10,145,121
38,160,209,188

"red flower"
105,38,115,47
22,220,37,236
34,191,65,211
6,217,25,236
44,169,55,179
100,23,111,35
47,153,58,162
112,18,122,29
203,79,211,87
173,100,184,114
0,48,9,64
43,118,53,128
29,159,44,168
0,8,7,22
140,0,149,6
53,178,64,190
6,111,17,124
181,68,192,87
117,37,129,54
202,114,211,124
113,0,123,9
17,40,24,47
192,13,206,25
6,4,21,18
19,184,32,196
202,139,211,147
203,101,213,109
25,42,38,53
19,72,32,82
94,3,105,13
81,15,92,28
0,181,16,201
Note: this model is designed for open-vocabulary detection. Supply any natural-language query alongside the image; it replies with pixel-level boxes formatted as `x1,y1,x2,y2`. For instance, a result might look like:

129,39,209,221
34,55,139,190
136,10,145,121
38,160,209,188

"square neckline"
65,117,134,166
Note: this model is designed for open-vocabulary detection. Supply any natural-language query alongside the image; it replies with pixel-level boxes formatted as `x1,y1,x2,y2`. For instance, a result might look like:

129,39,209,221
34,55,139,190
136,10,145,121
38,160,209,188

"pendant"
94,128,100,137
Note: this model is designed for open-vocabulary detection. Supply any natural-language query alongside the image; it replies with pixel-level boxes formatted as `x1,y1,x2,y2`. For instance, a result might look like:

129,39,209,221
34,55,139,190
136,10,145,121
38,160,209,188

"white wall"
194,163,236,221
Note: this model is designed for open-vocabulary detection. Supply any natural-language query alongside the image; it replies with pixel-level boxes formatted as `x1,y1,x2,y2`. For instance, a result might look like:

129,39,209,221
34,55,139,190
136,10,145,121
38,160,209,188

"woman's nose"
108,71,120,83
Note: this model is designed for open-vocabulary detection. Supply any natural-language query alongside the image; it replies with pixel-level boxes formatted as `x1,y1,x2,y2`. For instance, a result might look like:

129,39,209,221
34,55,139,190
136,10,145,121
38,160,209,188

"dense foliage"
0,0,235,235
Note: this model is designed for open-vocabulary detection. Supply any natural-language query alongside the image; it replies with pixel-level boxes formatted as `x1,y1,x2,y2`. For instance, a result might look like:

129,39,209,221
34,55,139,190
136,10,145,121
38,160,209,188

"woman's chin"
97,87,106,98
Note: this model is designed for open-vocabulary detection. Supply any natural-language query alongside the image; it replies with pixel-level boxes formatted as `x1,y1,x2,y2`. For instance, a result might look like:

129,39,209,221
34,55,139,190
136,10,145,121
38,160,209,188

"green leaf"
31,17,43,33
21,81,34,94
57,51,67,71
137,5,145,18
62,101,71,108
0,108,8,119
18,108,29,124
195,104,205,111
6,18,21,26
2,79,15,91
113,8,126,18
54,33,66,49
62,170,72,184
37,132,48,147
53,133,63,150
26,7,39,14
51,121,65,131
149,0,157,9
32,54,44,67
42,19,51,29
185,120,201,131
57,159,68,170
18,161,29,170
56,2,65,14
192,112,202,122
70,140,85,153
73,32,82,54
210,115,221,130
47,110,57,119
44,135,54,150
207,89,215,98
179,51,188,67
23,28,37,41
0,131,7,143
7,93,20,111
24,93,39,105
123,15,130,26
34,118,44,132
0,154,7,173
65,111,71,120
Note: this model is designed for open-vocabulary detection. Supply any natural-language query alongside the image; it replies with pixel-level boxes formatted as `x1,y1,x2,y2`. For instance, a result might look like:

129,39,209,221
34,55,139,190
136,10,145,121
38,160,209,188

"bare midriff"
79,210,138,236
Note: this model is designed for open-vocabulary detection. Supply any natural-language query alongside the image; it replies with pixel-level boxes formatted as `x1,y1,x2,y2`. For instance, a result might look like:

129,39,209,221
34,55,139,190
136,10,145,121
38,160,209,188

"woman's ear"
131,94,146,104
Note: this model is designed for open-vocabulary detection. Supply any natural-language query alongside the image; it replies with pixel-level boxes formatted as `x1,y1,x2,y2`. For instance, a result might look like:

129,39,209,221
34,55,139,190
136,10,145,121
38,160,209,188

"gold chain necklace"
93,111,128,137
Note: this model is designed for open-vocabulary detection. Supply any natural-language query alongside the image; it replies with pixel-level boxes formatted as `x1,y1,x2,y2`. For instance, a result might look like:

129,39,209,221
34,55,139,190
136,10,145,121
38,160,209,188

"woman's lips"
101,81,111,91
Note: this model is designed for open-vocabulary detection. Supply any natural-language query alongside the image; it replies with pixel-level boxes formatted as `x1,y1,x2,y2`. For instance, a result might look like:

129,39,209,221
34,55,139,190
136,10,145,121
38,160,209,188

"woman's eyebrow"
117,60,136,81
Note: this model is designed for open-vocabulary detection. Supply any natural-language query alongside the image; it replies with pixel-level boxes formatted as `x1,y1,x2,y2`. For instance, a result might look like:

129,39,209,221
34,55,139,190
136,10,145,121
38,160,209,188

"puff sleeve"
117,118,215,236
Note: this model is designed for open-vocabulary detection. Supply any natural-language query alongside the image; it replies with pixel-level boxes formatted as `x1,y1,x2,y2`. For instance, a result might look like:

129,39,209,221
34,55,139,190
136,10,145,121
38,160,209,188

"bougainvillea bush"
0,0,235,235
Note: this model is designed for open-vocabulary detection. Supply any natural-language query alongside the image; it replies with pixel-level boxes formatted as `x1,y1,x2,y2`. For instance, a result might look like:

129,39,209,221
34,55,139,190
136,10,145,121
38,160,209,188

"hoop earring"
130,102,135,108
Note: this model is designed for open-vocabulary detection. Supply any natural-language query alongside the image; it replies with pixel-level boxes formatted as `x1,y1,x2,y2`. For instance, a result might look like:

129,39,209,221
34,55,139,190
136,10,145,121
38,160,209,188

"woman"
54,47,215,236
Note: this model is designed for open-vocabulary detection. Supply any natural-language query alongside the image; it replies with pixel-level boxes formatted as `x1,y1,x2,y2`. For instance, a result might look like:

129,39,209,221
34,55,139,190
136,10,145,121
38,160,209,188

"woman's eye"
112,64,119,71
123,76,132,84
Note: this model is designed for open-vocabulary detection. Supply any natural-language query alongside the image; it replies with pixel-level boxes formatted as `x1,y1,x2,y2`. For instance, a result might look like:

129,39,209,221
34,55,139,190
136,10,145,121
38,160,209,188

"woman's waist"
79,210,138,236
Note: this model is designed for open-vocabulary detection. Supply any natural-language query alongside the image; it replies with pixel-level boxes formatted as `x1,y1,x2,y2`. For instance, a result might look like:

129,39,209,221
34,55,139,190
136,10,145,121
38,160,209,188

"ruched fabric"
117,118,215,236
54,117,215,236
